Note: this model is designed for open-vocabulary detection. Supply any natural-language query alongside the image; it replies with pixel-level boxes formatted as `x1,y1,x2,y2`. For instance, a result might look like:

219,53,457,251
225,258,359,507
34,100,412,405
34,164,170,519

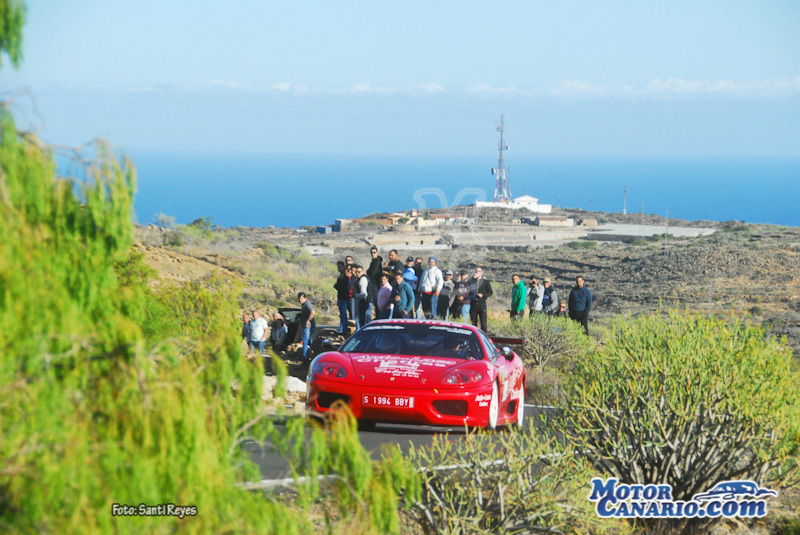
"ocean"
129,152,800,229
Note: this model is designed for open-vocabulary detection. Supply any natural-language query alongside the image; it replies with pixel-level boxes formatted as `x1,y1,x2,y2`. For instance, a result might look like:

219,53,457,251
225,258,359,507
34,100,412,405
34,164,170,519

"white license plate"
362,394,415,409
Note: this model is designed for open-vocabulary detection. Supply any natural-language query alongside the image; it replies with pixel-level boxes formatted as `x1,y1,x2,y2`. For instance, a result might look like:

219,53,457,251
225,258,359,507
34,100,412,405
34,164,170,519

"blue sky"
1,0,798,156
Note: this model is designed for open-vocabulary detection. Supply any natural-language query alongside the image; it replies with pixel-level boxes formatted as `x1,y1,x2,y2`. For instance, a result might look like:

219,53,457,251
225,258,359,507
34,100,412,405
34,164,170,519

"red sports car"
306,319,526,430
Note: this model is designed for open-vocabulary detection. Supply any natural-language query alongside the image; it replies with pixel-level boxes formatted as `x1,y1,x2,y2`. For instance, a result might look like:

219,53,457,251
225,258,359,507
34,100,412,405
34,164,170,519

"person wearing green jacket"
510,274,527,319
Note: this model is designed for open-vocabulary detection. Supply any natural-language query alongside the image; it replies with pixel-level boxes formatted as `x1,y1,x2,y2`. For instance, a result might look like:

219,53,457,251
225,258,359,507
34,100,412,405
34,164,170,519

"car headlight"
312,361,348,379
444,369,484,385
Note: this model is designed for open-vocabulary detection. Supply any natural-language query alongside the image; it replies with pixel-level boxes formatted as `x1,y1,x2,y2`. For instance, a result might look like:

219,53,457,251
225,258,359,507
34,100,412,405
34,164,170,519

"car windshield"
340,323,483,360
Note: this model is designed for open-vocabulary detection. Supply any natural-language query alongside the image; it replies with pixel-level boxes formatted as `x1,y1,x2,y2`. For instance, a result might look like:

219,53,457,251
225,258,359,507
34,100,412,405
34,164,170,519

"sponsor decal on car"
503,367,524,401
588,478,778,519
474,394,492,402
428,325,474,336
354,356,456,368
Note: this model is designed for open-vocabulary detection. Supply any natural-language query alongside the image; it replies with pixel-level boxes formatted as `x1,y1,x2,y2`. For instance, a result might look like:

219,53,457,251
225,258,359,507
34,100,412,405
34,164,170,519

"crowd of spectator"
241,247,594,372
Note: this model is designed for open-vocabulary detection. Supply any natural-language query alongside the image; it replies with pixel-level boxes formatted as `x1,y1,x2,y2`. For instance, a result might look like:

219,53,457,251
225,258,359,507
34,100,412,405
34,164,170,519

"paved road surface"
245,405,560,482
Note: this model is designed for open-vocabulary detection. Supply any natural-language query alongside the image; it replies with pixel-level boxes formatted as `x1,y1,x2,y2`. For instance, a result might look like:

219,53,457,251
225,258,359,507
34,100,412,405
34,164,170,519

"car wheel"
486,381,499,430
515,385,525,430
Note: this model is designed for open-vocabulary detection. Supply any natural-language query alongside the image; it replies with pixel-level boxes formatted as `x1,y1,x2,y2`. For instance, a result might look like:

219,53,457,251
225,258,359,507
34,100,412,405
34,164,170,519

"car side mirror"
502,346,514,361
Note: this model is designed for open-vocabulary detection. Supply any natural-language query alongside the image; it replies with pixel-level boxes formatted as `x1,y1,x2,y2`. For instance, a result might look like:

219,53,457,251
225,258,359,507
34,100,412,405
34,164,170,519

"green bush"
558,311,800,535
163,229,186,246
567,240,598,250
404,429,626,535
0,113,300,534
0,110,412,535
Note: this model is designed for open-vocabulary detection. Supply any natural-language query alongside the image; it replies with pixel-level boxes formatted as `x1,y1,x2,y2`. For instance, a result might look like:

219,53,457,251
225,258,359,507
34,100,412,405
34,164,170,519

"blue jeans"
350,298,360,329
366,302,373,324
337,299,349,334
461,304,471,321
356,299,369,329
301,326,314,361
249,339,266,355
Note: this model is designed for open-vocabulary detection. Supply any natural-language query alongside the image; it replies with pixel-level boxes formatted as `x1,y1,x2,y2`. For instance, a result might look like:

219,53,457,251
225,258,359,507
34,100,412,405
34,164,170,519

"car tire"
514,385,525,430
486,381,499,430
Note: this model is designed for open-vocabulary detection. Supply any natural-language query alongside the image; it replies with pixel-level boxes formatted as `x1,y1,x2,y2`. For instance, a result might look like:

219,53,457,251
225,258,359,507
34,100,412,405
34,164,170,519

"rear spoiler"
490,336,525,346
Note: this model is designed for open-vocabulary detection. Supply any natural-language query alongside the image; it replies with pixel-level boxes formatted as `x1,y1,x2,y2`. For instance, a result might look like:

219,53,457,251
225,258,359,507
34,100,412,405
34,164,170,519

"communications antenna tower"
623,183,627,214
491,114,511,204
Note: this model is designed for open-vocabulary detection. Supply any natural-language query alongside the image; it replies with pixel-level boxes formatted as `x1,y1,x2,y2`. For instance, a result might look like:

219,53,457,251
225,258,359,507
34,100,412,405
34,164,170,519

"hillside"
134,214,800,355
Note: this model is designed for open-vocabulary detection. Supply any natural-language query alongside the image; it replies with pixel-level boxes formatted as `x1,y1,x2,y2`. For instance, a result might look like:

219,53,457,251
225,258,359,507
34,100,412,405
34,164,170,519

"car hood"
345,353,475,387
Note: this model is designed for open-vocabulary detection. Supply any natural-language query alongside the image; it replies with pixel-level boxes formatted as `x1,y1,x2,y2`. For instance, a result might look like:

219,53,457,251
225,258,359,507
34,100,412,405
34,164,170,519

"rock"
285,376,307,394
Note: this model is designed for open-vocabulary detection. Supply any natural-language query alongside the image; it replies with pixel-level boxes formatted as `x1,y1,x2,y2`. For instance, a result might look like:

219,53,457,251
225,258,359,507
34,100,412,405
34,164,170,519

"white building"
475,194,552,213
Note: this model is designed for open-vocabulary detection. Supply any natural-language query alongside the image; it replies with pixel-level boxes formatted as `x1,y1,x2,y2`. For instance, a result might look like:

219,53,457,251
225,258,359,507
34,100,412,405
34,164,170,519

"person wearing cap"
470,266,493,332
528,276,544,314
419,256,444,319
510,274,526,319
402,257,419,317
568,276,592,335
391,270,415,318
541,277,559,315
437,269,456,320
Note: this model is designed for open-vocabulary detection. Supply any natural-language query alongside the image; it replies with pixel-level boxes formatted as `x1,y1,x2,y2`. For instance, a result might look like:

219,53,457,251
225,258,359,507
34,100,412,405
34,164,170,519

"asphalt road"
244,405,560,482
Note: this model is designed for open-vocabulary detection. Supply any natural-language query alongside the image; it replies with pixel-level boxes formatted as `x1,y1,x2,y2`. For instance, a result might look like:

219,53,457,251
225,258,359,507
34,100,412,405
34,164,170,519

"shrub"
490,314,593,404
491,314,593,369
163,229,185,246
557,311,800,535
403,429,625,535
0,113,297,534
152,212,176,229
567,240,598,250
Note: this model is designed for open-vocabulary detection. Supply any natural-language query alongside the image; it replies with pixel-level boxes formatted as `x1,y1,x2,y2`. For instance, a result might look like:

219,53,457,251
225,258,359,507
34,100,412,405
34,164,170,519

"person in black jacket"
383,249,405,285
568,275,593,336
367,246,383,287
333,260,350,334
470,266,493,332
367,246,383,313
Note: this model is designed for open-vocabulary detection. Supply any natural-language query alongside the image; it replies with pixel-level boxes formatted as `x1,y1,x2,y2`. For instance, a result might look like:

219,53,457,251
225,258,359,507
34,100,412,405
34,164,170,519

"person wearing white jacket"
419,257,444,319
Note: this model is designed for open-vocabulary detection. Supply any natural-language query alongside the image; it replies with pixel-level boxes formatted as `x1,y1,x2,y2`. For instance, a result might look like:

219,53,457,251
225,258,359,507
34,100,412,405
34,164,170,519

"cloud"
344,82,446,95
21,76,799,101
203,78,256,91
624,76,800,98
547,79,606,96
467,84,526,96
